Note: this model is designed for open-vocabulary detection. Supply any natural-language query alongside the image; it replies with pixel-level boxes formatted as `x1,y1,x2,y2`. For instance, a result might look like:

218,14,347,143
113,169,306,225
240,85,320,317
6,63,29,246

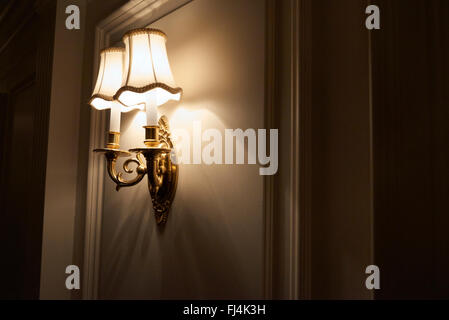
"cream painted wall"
40,0,130,300
40,0,87,299
99,0,266,299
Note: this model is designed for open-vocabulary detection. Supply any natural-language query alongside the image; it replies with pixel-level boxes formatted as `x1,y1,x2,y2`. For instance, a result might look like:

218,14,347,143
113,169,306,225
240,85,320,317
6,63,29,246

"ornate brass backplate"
94,115,178,225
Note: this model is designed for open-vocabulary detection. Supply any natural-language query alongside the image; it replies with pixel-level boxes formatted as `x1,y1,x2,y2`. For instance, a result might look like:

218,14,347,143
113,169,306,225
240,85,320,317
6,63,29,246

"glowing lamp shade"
114,28,182,126
89,47,142,132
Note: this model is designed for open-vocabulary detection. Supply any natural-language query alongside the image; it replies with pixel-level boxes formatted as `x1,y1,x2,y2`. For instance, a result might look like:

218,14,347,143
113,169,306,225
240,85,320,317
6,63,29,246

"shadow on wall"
100,165,252,299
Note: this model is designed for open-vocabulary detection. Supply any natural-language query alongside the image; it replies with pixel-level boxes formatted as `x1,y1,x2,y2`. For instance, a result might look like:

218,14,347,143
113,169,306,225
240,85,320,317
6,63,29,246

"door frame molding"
265,0,312,299
296,0,312,300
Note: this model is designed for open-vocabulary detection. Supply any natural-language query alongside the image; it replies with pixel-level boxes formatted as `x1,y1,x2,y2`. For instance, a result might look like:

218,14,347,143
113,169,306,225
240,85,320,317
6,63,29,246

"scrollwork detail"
95,115,178,225
104,151,147,191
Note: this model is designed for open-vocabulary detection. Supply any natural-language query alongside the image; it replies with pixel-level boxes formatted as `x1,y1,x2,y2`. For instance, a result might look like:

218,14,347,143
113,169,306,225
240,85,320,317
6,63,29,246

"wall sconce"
89,28,182,225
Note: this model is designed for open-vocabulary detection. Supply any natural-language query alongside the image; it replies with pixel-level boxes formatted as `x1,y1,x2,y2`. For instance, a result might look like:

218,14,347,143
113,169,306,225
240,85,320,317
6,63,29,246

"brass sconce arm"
94,149,147,191
94,116,178,225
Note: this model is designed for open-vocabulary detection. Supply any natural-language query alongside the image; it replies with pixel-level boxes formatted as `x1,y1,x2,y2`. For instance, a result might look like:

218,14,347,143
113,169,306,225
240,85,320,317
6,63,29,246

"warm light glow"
90,48,143,112
90,98,143,113
89,47,143,133
115,29,182,115
118,88,181,107
91,32,182,219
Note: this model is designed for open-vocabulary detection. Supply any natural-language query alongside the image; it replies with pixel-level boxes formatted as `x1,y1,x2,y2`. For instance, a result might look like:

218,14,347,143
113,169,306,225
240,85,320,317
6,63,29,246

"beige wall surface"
40,0,129,300
40,0,87,300
99,0,266,299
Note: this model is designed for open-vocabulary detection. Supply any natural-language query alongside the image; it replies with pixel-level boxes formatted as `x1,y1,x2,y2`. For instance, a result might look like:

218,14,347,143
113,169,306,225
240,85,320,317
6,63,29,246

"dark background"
371,0,449,299
0,0,56,299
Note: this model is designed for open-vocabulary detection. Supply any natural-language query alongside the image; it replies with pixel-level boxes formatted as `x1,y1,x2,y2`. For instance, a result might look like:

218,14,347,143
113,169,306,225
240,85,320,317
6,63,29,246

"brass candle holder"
94,115,178,225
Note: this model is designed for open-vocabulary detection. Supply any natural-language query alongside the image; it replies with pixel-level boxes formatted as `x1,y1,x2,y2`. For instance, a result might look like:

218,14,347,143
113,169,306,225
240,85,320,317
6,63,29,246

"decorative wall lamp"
89,28,182,225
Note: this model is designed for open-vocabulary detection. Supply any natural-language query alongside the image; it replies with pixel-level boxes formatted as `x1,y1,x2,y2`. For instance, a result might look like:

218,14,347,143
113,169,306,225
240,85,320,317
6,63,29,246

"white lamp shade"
89,47,141,112
114,28,182,107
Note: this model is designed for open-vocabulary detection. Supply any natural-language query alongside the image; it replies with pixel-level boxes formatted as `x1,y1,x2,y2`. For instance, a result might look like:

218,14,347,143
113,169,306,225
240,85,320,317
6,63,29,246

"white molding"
98,0,193,44
287,0,312,300
268,0,311,300
83,0,192,300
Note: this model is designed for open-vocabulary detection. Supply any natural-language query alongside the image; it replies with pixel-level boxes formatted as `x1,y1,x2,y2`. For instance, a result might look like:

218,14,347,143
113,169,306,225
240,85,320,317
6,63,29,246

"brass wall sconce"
89,28,182,225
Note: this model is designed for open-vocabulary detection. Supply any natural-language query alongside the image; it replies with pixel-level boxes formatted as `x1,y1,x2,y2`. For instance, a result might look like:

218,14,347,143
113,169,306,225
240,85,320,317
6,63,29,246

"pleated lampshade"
89,47,142,133
114,28,182,108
